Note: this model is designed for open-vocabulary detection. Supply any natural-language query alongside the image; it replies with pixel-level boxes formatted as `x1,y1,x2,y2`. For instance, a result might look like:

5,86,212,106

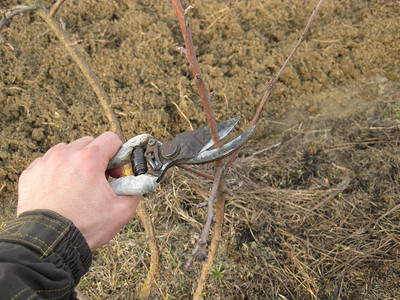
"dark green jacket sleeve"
0,210,92,300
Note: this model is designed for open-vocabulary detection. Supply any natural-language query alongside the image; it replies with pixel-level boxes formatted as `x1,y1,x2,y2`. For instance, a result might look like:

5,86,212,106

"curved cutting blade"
186,125,256,164
159,116,241,163
149,116,243,182
199,115,241,152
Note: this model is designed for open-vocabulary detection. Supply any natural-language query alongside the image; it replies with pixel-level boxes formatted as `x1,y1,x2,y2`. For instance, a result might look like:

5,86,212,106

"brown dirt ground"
1,0,399,299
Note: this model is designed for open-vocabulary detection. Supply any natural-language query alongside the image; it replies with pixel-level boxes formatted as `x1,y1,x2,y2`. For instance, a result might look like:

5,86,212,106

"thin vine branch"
0,5,39,30
170,0,221,147
50,0,67,17
193,173,226,300
0,32,13,50
274,0,325,86
25,0,124,139
137,204,160,299
19,1,161,298
0,5,39,49
171,0,325,298
178,164,231,195
225,0,325,170
186,166,226,269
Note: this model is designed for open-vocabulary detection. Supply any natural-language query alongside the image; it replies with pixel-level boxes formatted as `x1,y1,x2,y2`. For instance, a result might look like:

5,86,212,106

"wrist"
0,210,92,286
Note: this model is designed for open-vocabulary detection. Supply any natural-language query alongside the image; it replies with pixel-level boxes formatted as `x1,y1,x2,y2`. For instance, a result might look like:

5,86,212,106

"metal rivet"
161,141,180,158
148,138,156,146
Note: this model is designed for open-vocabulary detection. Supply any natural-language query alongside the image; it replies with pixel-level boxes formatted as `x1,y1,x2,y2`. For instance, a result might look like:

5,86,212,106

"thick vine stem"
171,3,232,298
171,0,227,270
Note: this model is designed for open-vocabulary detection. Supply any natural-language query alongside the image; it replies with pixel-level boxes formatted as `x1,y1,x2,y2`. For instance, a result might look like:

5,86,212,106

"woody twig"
0,4,39,50
24,0,124,138
170,1,227,277
49,0,67,17
170,1,221,147
226,0,326,169
7,1,160,298
170,0,325,298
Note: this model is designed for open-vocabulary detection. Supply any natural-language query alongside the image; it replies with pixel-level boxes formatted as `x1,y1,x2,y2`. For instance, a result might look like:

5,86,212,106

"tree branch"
226,0,325,170
170,0,221,147
186,166,226,269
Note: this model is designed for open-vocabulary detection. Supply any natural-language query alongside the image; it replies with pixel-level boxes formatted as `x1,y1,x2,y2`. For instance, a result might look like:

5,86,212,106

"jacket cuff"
0,210,92,285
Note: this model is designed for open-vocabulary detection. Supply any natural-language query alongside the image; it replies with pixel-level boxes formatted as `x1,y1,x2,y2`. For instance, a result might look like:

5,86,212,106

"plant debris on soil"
1,0,399,299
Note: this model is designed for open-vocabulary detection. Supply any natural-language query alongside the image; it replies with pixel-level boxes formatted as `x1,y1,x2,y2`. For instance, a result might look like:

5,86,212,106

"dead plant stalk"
24,0,124,139
171,0,325,298
20,1,160,298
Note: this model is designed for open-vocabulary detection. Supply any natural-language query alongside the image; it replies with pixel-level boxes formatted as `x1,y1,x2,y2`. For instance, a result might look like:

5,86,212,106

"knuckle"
19,168,30,180
81,136,95,143
52,146,68,159
103,131,122,146
79,146,98,162
77,146,102,175
46,148,66,164
56,142,67,147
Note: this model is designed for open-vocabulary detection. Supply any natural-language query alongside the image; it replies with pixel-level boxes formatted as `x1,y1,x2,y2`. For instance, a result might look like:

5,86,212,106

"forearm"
0,210,92,300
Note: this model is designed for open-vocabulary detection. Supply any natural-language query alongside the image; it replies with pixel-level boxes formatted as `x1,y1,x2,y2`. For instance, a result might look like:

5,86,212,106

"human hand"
17,132,141,250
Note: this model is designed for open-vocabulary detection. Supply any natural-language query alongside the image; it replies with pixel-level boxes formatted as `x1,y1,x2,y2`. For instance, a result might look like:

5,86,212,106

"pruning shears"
107,116,255,195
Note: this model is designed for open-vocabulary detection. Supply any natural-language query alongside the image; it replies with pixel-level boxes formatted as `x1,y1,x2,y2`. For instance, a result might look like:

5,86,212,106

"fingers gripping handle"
110,175,159,196
107,134,153,169
108,134,158,195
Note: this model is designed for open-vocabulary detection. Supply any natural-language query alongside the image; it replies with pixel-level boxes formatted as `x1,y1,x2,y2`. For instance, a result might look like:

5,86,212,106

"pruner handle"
107,134,153,169
108,134,159,196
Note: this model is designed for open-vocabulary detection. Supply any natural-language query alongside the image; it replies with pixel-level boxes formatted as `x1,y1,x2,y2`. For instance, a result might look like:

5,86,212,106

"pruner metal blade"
147,117,255,182
199,116,240,152
146,116,240,182
155,116,240,166
186,125,256,164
